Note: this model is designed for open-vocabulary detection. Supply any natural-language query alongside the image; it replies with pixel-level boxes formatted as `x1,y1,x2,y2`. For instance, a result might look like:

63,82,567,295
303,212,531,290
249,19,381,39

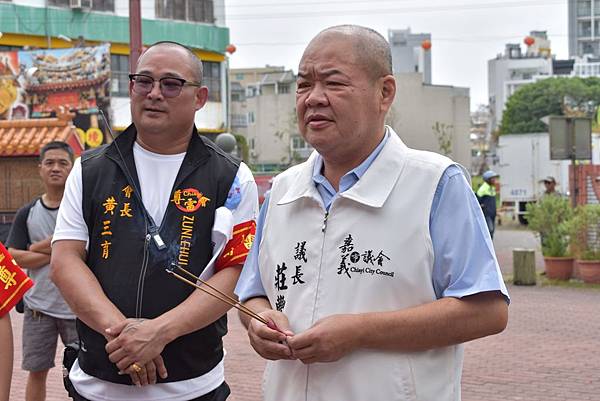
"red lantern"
524,36,535,46
421,39,432,51
226,44,236,54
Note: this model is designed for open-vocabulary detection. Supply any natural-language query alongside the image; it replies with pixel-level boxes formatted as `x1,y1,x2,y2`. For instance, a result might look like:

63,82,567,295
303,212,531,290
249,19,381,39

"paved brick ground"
462,285,600,401
7,227,600,400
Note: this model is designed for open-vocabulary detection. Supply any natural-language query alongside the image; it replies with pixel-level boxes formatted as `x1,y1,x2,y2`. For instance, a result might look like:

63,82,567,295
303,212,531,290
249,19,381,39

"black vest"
79,124,239,384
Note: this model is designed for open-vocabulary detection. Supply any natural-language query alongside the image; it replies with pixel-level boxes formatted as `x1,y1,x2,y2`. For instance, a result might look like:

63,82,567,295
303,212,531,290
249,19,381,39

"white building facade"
488,33,553,132
388,73,471,171
388,28,432,84
229,67,308,172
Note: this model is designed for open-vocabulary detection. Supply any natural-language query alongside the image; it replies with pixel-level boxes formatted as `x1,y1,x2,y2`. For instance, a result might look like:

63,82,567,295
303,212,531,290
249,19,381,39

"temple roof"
0,112,83,157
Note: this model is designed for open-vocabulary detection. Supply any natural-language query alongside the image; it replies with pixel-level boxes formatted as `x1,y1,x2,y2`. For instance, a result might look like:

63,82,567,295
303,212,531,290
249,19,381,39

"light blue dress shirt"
235,133,509,303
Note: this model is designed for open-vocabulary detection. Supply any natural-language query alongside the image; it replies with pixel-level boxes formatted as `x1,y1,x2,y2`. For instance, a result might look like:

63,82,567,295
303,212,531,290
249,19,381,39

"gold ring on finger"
131,363,142,373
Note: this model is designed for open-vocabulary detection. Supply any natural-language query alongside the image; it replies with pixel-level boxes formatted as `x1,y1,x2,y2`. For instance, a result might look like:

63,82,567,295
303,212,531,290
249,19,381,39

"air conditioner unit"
70,0,92,9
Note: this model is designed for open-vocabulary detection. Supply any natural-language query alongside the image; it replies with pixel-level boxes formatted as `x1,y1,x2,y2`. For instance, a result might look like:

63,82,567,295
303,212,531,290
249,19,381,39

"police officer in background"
477,170,499,239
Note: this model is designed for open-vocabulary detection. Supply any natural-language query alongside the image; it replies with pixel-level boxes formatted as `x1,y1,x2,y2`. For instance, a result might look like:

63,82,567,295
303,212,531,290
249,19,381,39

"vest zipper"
321,211,329,233
306,208,331,400
135,231,151,318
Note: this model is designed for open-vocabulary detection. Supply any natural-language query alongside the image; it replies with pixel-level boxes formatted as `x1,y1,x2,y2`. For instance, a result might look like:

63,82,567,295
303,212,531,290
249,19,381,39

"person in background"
6,141,76,401
540,176,562,198
477,170,499,239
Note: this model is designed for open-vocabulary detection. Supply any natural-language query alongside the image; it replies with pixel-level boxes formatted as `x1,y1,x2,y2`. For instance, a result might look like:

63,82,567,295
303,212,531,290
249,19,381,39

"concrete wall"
231,90,298,166
388,73,471,169
230,67,301,168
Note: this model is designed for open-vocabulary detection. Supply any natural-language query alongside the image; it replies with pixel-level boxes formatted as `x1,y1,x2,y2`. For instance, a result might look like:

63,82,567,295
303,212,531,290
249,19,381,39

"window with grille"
231,114,248,127
0,45,20,52
291,136,313,159
578,1,591,17
156,0,214,23
48,0,115,12
203,61,221,102
291,136,309,150
581,42,598,55
278,84,290,94
110,54,130,97
231,90,246,102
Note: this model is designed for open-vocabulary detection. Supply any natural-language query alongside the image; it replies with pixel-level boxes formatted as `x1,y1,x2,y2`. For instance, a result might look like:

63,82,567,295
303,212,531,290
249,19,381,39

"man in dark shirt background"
6,141,77,401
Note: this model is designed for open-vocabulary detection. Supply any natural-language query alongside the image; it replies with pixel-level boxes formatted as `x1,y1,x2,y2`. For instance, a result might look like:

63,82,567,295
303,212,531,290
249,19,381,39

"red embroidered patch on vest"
172,188,211,213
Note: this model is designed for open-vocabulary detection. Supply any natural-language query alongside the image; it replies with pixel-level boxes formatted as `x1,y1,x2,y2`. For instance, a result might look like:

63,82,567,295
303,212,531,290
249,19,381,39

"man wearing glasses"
51,42,258,401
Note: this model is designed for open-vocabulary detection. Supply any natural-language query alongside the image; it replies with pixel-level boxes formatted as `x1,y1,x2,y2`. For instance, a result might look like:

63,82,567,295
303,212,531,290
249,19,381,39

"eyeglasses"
129,73,202,98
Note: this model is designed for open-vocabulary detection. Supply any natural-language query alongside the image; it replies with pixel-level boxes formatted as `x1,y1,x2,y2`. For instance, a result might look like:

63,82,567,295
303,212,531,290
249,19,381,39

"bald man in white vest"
236,25,509,401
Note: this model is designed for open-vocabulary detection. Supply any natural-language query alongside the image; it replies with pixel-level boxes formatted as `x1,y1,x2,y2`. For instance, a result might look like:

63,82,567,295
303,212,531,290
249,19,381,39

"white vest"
259,131,461,401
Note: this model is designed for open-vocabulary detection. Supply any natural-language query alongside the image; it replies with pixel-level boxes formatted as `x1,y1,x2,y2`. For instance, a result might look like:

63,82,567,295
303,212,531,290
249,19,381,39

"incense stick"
165,266,270,326
170,263,266,323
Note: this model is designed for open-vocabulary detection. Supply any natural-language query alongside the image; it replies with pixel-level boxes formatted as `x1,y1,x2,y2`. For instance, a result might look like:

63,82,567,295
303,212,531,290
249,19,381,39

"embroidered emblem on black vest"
171,188,211,213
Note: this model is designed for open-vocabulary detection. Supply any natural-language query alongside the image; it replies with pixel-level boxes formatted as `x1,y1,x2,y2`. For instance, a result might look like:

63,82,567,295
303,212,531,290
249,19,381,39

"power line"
93,0,552,10
225,0,564,20
0,0,564,23
221,0,465,8
232,33,568,47
221,0,545,8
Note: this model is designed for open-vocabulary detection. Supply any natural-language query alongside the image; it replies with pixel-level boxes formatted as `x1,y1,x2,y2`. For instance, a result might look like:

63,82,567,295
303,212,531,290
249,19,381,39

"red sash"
0,241,33,317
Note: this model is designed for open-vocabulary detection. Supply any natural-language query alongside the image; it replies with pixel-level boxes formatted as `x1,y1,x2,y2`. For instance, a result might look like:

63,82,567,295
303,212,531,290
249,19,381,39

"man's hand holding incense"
105,318,168,385
287,314,362,364
248,309,295,361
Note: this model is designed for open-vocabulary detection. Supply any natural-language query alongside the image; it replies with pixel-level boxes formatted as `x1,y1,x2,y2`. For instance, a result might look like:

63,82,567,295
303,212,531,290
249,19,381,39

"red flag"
0,241,33,317
216,220,256,271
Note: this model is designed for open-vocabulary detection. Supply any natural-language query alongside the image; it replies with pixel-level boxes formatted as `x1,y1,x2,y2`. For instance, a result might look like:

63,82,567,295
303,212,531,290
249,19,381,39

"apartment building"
488,31,553,131
569,0,600,57
230,66,309,172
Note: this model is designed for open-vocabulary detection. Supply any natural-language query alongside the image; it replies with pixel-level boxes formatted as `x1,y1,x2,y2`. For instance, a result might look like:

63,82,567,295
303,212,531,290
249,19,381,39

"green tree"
432,121,453,156
500,76,600,135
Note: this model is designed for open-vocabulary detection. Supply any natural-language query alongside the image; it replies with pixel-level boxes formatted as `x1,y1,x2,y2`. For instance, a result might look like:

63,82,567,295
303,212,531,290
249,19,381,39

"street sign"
549,116,592,160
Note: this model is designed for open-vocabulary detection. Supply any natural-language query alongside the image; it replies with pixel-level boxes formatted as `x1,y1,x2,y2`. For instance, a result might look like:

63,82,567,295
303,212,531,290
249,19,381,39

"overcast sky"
223,0,568,111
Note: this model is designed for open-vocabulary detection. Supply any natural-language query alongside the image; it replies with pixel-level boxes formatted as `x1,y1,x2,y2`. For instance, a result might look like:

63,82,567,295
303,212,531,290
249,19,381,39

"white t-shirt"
53,142,258,401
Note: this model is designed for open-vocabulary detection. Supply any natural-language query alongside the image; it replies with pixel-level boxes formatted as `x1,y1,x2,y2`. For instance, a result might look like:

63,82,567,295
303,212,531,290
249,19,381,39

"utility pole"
129,0,142,73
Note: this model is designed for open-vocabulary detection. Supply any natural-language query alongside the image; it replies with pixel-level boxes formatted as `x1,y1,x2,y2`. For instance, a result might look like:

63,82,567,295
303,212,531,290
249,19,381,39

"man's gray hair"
316,25,393,80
